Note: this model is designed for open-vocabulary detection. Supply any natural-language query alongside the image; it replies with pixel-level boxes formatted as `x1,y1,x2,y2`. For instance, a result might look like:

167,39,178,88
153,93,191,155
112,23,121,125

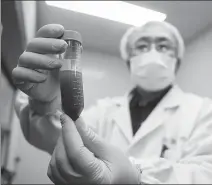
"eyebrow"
135,36,172,44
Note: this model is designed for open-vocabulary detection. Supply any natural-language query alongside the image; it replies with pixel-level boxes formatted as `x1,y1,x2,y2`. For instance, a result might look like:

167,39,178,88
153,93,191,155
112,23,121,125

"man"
13,21,212,184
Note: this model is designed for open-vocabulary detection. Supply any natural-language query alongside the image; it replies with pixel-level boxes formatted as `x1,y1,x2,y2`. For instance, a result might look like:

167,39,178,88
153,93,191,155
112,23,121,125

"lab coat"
15,85,212,184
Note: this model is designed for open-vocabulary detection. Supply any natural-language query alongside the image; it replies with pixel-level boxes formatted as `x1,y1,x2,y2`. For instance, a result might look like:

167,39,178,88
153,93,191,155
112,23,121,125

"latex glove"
12,24,67,111
12,24,67,154
47,113,140,184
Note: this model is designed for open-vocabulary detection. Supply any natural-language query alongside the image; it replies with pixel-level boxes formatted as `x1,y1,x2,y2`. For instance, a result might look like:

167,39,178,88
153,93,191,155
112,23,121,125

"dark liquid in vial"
60,70,84,121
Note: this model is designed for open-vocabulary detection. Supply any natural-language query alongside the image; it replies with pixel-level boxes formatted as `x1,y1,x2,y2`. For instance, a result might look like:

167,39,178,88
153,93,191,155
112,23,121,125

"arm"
129,98,212,184
15,90,102,155
15,90,62,154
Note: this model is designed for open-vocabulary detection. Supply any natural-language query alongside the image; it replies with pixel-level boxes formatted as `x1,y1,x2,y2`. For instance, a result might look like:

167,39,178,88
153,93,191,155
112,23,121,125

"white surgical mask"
130,50,177,92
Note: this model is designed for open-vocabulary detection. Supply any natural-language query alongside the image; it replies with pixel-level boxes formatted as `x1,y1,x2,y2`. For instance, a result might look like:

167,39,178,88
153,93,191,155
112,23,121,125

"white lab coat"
15,85,212,184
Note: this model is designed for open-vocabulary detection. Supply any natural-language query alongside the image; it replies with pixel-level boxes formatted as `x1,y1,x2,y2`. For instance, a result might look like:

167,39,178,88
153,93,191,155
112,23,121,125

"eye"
157,44,169,52
137,44,149,52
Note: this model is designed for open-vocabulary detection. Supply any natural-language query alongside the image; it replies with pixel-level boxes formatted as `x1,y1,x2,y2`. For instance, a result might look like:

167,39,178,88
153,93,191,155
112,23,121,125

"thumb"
60,113,84,150
75,117,114,161
60,113,97,176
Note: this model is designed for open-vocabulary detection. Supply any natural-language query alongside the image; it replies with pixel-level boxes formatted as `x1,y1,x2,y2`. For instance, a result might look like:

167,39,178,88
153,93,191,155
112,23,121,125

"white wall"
22,1,37,45
82,50,132,108
177,26,212,98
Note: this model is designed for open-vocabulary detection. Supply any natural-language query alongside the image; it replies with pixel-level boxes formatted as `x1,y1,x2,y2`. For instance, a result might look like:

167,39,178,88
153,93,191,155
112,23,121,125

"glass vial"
59,30,84,121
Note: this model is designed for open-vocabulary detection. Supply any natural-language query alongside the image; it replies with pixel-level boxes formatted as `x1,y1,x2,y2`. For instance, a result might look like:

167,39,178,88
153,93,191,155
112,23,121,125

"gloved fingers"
36,24,64,38
12,66,47,83
26,38,67,55
75,117,115,161
47,166,59,185
60,113,102,177
48,148,68,185
18,52,62,70
47,165,66,185
55,136,86,184
46,167,55,184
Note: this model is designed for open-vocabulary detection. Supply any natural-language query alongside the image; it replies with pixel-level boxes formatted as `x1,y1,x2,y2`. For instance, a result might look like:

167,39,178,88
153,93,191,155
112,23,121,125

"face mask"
130,50,177,92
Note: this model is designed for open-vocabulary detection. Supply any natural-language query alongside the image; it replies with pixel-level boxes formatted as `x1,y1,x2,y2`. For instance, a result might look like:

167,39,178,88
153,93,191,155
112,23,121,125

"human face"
128,23,178,92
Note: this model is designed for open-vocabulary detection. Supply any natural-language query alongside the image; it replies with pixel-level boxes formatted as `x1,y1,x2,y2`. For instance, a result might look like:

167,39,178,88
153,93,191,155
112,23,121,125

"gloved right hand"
12,24,68,106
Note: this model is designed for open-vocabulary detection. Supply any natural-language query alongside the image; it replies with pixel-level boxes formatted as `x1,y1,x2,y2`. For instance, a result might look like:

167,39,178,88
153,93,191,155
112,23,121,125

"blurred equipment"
1,68,21,185
1,1,26,184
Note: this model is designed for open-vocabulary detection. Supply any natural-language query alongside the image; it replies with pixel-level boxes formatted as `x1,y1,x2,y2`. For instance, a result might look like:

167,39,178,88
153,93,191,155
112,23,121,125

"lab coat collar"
155,84,183,110
112,84,184,143
124,84,183,109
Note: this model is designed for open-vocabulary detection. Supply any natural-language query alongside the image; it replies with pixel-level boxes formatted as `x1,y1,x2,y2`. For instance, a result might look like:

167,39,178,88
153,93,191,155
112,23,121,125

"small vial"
60,30,84,121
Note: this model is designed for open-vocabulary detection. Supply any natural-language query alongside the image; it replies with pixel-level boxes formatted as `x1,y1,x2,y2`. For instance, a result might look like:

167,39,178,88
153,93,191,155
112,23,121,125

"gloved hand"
47,113,140,184
12,24,67,106
12,24,67,154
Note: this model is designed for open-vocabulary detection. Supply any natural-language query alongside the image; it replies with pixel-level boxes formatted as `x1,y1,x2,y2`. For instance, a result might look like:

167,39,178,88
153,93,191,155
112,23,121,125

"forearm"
15,90,62,154
18,103,61,154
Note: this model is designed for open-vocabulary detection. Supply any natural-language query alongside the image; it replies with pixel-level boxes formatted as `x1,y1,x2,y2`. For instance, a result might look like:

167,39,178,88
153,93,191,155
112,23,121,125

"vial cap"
61,30,82,44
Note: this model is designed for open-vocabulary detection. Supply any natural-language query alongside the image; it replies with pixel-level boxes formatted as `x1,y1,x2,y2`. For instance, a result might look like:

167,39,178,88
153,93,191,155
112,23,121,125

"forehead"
128,23,177,46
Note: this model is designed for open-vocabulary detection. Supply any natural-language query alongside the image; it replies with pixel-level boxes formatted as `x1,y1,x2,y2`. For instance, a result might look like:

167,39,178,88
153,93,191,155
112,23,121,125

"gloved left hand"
47,113,140,184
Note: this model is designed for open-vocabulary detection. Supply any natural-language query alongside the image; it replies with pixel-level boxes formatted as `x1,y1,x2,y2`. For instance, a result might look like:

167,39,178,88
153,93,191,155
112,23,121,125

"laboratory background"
1,1,212,184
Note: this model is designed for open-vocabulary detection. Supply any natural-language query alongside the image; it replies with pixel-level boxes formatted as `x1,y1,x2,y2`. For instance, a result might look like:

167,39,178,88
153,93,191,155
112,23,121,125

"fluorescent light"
45,1,166,27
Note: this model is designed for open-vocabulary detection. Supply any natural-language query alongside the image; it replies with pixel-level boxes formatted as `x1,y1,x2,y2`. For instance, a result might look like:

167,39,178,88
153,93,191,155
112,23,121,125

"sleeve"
14,90,62,154
81,98,110,134
129,98,212,184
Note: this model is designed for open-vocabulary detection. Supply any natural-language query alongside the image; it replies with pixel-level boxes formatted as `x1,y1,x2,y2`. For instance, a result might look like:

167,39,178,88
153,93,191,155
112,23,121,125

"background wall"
21,1,37,45
82,50,132,108
1,1,26,184
177,25,212,99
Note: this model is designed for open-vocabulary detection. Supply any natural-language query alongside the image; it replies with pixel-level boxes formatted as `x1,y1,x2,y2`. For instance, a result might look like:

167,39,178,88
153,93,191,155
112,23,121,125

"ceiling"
37,1,212,57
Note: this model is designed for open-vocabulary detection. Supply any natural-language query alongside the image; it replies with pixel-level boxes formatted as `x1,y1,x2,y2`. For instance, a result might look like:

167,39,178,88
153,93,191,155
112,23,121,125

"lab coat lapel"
129,85,183,148
112,95,133,142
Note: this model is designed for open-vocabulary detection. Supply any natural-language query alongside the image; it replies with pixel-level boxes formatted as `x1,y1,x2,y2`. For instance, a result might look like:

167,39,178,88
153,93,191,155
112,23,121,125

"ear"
126,60,131,70
175,58,181,73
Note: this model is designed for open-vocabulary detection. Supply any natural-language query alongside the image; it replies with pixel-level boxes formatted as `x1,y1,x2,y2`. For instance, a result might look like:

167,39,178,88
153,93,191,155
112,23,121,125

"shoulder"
183,91,212,110
96,96,125,108
183,91,203,103
182,91,212,126
81,96,125,131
